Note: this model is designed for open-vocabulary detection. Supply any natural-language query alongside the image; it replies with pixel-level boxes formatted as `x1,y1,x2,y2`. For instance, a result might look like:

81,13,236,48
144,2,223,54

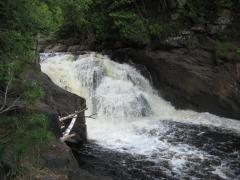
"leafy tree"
0,0,63,177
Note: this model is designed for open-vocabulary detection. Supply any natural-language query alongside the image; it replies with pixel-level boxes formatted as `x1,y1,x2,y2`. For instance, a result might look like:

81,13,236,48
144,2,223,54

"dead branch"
63,115,77,137
0,71,22,114
0,97,21,114
78,113,97,119
60,133,76,142
0,72,13,112
59,107,88,122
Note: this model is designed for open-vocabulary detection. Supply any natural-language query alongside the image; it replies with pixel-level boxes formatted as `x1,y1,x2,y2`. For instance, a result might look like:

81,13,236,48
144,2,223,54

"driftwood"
60,133,76,142
59,115,77,142
59,107,95,143
59,107,88,122
63,115,77,136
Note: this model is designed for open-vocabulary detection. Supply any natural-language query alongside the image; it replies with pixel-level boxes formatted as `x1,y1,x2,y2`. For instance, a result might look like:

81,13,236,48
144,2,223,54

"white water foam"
40,52,240,179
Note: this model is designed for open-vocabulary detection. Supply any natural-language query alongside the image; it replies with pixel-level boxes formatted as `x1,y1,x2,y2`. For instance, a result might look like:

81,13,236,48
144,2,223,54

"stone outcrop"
40,140,112,180
111,45,240,120
107,0,240,120
27,70,87,143
25,70,93,180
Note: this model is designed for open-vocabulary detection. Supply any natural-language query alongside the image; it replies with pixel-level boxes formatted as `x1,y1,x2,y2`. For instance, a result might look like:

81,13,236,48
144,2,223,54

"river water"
40,52,240,180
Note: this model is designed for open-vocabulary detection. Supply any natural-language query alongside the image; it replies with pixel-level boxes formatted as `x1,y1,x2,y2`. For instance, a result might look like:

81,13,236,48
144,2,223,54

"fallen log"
60,133,76,142
59,107,87,122
63,115,77,137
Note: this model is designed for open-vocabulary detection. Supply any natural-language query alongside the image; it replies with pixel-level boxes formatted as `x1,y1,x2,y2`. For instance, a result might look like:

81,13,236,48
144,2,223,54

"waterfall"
40,52,240,132
40,52,240,179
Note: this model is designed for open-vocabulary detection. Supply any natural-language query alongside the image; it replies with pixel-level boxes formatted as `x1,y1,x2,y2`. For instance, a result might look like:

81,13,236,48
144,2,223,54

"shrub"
109,11,150,44
0,114,53,178
22,81,45,106
149,22,179,40
215,41,232,57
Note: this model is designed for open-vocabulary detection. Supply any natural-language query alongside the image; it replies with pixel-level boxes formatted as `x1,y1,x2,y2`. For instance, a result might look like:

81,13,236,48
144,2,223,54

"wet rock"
26,70,87,144
68,45,85,52
41,140,112,180
111,47,240,120
45,43,68,53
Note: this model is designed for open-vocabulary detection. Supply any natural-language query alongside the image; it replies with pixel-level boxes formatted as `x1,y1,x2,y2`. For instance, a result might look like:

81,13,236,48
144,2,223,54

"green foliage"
0,114,53,161
183,0,220,23
60,0,171,45
22,81,45,106
236,48,240,55
58,0,185,45
109,11,149,44
0,31,35,86
0,0,64,85
184,0,200,19
235,47,240,59
61,0,93,32
0,0,63,35
0,1,59,177
215,41,232,57
149,22,179,40
14,114,53,158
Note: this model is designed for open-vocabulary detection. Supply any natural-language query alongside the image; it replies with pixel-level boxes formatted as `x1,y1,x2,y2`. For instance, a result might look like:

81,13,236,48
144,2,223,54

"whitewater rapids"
40,52,240,179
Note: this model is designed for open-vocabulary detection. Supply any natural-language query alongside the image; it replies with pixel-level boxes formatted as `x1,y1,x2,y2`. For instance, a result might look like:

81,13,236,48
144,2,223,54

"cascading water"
40,52,240,180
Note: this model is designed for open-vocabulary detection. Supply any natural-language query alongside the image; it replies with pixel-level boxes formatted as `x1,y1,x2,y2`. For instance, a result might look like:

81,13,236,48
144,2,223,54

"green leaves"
0,1,58,177
109,11,149,44
0,31,35,86
236,48,240,55
22,80,45,106
0,114,53,161
62,0,93,29
0,0,63,94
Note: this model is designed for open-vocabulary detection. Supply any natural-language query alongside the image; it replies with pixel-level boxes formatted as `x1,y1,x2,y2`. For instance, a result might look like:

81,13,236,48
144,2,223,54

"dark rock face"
25,71,104,180
105,0,240,120
41,140,112,180
27,70,87,143
111,46,240,120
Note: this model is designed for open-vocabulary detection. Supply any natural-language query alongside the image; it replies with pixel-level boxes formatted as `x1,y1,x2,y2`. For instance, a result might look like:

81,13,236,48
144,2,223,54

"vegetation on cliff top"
58,0,240,47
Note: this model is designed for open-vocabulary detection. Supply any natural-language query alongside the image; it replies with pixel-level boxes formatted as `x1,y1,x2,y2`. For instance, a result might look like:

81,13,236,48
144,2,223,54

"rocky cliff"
108,0,240,119
25,70,112,179
27,70,87,143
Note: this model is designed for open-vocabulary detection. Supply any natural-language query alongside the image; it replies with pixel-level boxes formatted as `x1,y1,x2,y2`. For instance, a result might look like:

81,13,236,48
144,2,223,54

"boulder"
40,140,112,180
26,70,87,144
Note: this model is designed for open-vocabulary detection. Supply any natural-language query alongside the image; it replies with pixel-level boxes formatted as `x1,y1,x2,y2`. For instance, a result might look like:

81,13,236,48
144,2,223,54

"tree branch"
0,72,13,112
78,113,97,119
0,97,21,114
59,107,88,122
63,115,77,137
60,133,76,142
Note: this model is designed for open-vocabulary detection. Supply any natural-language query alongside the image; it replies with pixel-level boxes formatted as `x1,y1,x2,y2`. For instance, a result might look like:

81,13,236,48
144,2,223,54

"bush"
149,22,179,40
0,114,53,177
22,81,45,106
109,11,150,44
215,41,232,57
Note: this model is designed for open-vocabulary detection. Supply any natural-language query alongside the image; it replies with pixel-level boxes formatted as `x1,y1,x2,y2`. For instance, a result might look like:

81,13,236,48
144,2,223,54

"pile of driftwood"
59,107,96,143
